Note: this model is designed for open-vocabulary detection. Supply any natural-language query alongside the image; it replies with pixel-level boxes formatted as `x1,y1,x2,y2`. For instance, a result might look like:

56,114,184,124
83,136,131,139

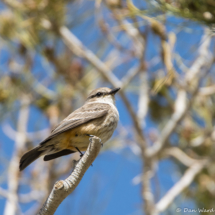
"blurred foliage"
156,0,215,26
0,0,215,214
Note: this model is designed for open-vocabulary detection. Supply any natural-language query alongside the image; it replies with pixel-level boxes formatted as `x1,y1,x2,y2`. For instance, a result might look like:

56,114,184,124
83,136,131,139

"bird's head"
86,87,120,104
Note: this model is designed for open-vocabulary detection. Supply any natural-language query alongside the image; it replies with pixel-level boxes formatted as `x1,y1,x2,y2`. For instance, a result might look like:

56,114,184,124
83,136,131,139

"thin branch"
155,159,209,213
58,26,122,87
19,190,44,203
137,70,149,128
2,123,50,142
121,65,140,89
145,89,187,157
114,15,145,58
164,147,201,167
98,19,134,55
4,96,30,215
0,187,9,199
142,158,158,215
33,79,57,100
190,126,215,148
37,136,101,215
199,85,215,96
145,31,212,158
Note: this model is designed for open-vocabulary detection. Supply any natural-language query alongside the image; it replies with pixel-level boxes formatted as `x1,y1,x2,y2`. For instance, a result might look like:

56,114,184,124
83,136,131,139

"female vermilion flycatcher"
19,87,120,171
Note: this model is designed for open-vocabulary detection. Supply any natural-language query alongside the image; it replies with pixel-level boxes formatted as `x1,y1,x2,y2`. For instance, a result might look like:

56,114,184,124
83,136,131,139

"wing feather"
40,103,109,145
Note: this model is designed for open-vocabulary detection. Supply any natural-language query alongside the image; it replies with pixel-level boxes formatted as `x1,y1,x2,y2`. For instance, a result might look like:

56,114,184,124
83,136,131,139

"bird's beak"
109,88,120,95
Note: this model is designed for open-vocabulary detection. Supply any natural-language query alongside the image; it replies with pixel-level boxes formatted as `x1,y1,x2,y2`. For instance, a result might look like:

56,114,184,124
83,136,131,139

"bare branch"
142,159,158,215
199,85,215,96
164,147,201,167
37,136,101,215
145,31,212,158
58,26,122,87
137,70,149,128
2,123,50,142
19,190,44,203
190,126,215,147
33,79,57,100
121,65,140,89
185,31,212,83
4,96,30,215
145,89,187,157
156,159,209,213
114,17,145,57
0,187,9,199
190,135,208,147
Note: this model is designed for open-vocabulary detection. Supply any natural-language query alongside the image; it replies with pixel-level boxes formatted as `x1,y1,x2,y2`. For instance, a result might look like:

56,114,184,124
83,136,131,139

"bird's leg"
75,147,84,157
86,134,103,147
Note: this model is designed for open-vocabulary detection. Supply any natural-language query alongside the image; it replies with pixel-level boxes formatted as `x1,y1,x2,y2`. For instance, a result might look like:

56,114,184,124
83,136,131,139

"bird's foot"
86,134,103,147
86,134,94,137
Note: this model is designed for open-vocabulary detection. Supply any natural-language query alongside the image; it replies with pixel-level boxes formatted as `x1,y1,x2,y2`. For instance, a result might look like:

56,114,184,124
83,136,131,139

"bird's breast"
68,106,118,150
97,107,119,142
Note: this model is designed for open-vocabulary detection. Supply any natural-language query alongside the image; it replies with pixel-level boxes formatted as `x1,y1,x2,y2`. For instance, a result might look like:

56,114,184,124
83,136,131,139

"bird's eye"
96,92,102,97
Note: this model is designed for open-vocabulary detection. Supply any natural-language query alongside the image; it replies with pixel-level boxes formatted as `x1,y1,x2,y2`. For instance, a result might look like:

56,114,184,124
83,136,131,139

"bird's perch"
37,136,102,215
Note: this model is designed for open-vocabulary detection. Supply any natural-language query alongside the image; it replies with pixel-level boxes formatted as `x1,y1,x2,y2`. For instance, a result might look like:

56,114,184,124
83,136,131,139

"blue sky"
0,1,207,214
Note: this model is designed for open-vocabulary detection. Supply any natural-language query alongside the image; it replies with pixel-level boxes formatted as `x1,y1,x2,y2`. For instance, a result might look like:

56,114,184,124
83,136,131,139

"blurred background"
0,0,215,214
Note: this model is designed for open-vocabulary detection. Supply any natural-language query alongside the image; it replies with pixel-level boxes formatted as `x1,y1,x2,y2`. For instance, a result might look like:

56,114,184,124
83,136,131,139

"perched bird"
19,87,120,171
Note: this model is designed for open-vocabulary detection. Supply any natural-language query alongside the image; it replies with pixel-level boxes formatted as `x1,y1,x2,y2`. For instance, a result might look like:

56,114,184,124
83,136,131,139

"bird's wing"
40,103,110,145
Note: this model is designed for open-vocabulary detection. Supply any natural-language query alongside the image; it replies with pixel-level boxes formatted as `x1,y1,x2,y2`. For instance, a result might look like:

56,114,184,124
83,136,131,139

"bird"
19,87,120,171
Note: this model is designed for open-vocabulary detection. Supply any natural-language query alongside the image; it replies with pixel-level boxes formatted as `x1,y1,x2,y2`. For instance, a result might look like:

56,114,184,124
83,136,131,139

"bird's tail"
19,146,44,171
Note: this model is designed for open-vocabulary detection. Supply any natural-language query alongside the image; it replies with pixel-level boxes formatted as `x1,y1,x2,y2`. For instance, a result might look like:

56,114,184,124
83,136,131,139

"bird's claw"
98,138,103,147
86,134,103,147
86,134,94,137
86,134,94,143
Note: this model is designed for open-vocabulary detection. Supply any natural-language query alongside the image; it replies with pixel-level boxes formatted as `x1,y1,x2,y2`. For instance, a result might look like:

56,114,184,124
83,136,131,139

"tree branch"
145,31,212,158
155,159,209,213
4,96,30,215
37,136,102,215
164,147,202,167
59,26,122,87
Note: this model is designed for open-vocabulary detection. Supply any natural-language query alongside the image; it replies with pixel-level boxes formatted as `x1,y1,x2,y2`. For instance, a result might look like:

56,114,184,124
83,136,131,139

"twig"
33,79,57,100
114,17,145,58
142,158,158,215
199,85,215,96
58,26,122,87
137,70,149,128
121,65,140,89
0,187,9,199
98,19,134,55
155,159,209,213
4,96,30,215
146,89,188,157
19,190,44,203
37,136,101,215
2,123,50,142
164,147,201,167
145,31,212,158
